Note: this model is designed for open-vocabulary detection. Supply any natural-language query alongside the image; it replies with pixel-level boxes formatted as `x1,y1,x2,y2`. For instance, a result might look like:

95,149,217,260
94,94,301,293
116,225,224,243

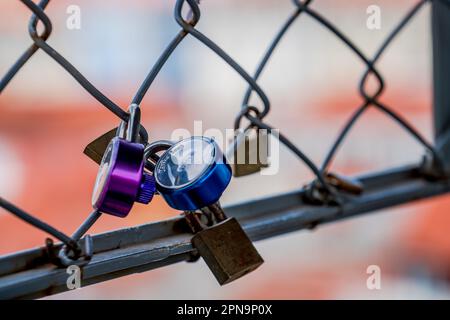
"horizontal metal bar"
1,164,450,299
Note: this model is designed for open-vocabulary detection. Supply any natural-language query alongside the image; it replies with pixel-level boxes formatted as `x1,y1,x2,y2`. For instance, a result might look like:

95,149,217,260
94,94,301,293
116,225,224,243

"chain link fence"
1,0,449,299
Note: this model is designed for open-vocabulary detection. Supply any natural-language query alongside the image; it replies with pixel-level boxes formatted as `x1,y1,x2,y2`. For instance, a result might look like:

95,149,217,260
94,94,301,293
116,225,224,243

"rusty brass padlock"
186,204,264,285
325,172,363,195
303,171,364,205
230,129,270,177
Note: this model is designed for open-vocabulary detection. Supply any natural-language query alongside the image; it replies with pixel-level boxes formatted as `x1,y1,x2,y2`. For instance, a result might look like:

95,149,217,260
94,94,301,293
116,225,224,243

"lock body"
91,104,156,217
157,160,231,211
154,136,232,211
92,137,155,217
232,129,269,177
191,217,264,285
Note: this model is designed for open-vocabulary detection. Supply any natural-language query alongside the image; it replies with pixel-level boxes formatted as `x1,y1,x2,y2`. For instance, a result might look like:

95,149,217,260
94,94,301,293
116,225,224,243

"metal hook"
56,235,93,267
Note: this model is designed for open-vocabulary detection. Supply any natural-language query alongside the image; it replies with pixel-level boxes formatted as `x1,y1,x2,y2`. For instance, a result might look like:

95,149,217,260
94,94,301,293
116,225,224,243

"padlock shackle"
116,121,127,140
183,211,212,234
116,104,142,143
203,202,227,223
144,140,175,171
126,103,141,143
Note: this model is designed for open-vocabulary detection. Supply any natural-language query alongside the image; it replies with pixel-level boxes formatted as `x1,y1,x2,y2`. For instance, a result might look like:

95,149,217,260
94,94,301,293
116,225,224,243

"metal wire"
313,0,438,171
0,0,442,268
0,0,51,92
239,0,438,173
241,0,313,108
0,197,79,253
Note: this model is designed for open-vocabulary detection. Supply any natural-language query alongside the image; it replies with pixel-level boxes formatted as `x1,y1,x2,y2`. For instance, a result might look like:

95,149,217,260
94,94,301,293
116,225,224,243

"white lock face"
154,137,216,189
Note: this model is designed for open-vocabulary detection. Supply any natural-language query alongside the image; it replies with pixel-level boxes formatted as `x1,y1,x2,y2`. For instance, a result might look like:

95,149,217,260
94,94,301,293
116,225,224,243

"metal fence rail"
0,0,449,300
1,164,450,299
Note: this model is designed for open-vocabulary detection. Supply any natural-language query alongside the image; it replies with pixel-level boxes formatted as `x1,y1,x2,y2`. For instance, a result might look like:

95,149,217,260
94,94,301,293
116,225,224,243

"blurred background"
1,0,450,299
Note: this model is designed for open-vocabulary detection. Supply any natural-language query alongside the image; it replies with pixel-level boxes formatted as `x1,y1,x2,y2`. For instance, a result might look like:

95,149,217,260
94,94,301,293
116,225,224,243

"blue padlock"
153,136,263,285
153,136,232,211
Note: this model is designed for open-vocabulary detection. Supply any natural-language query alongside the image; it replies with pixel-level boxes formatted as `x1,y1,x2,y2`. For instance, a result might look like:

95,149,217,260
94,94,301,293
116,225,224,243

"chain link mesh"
0,0,442,266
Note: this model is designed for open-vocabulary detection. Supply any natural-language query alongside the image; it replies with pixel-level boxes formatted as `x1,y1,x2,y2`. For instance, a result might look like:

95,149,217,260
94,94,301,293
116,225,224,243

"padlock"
186,207,264,285
153,136,264,285
231,129,269,177
303,172,364,205
83,125,146,164
325,172,363,195
83,128,118,165
91,104,156,217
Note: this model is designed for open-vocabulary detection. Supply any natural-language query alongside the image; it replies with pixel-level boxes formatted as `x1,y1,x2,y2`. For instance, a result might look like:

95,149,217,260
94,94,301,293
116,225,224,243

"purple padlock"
91,105,155,217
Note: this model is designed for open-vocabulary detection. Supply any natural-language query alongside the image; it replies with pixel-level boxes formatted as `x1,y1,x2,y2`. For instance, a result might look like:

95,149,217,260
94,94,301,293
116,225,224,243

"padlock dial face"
91,141,115,206
155,137,216,189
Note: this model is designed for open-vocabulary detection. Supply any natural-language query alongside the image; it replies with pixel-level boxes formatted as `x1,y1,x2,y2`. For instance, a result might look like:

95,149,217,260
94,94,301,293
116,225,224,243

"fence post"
431,0,450,172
